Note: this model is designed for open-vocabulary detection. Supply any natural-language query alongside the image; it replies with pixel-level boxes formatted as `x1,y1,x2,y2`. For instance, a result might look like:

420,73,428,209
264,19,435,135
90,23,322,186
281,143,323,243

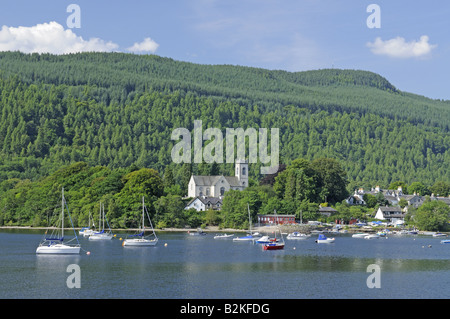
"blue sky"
0,1,449,100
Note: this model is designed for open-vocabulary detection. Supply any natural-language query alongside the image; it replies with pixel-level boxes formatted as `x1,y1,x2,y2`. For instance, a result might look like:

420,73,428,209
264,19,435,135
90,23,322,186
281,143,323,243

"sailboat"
89,202,114,240
233,204,260,242
263,227,285,250
79,210,96,237
122,196,158,247
36,188,81,255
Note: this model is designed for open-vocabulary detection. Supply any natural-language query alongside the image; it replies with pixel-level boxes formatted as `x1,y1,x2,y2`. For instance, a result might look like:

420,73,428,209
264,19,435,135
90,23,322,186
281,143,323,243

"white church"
185,159,248,211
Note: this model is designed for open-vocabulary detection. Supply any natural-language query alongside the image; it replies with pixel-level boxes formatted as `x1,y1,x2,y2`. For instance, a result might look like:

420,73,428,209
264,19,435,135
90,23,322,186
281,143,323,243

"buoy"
164,243,168,247
293,247,296,250
119,238,122,241
114,234,117,237
86,251,91,255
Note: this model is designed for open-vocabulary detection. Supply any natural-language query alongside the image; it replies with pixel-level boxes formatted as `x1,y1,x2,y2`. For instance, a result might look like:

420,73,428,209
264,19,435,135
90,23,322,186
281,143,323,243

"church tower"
235,159,248,188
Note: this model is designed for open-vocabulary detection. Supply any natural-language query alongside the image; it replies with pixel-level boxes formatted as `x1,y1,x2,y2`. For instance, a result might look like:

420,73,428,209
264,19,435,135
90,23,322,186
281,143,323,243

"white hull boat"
233,234,259,241
352,233,368,238
315,234,335,243
79,228,95,237
89,203,114,240
123,238,158,246
255,236,271,244
36,188,81,255
364,234,380,239
36,244,81,255
89,232,113,240
233,204,260,242
123,196,158,248
286,232,310,240
213,234,234,239
433,233,448,237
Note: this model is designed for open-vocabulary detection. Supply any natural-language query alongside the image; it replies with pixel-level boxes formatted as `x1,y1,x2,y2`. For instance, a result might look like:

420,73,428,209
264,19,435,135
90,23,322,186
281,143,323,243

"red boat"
263,242,285,250
263,226,285,250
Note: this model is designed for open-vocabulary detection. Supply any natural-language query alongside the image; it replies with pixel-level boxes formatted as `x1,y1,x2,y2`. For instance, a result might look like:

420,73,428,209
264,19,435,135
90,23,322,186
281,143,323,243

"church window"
242,167,246,175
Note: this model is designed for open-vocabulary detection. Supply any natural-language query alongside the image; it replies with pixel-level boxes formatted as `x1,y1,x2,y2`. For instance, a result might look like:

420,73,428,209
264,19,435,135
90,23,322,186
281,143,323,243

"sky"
0,1,449,100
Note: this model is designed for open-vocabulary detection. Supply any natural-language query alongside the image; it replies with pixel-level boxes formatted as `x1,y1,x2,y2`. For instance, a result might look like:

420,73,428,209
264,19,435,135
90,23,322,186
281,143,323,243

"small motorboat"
188,228,206,236
286,232,310,240
233,234,259,241
213,233,234,239
440,239,450,244
255,235,270,243
433,233,448,237
352,233,367,238
315,234,335,243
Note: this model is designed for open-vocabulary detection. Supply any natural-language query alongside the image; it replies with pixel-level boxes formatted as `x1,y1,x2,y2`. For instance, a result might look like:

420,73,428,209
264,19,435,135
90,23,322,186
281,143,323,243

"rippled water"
0,229,449,299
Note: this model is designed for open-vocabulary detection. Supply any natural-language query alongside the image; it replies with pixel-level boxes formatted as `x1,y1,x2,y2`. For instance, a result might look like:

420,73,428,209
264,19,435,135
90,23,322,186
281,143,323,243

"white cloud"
367,35,436,58
126,37,159,53
0,21,119,54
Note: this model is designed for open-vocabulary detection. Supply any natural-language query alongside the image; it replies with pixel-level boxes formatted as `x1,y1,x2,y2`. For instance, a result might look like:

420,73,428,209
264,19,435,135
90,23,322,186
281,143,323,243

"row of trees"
1,159,447,231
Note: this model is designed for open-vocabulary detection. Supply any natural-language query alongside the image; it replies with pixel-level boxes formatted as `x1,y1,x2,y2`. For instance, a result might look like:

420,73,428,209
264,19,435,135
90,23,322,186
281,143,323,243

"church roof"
192,175,243,187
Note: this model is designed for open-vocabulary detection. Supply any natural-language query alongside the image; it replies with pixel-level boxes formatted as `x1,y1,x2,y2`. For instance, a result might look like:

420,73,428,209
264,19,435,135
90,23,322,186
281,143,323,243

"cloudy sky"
0,1,449,100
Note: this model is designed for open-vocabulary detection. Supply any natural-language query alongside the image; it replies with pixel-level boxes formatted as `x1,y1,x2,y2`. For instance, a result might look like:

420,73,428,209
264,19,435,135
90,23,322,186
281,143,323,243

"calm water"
0,229,449,299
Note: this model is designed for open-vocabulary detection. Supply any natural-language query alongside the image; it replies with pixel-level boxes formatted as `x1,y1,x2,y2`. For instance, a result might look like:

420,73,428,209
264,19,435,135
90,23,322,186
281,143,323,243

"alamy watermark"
66,264,81,289
366,264,381,289
171,120,279,175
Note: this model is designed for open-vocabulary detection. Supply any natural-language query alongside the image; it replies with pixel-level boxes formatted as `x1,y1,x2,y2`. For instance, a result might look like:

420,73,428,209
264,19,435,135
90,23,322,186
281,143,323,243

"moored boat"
213,233,234,239
352,233,367,238
315,234,335,243
286,232,310,240
36,188,81,255
123,196,158,247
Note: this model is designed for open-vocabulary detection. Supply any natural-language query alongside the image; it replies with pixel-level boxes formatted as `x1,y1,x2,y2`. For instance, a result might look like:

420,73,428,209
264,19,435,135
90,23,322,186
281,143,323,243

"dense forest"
0,51,449,228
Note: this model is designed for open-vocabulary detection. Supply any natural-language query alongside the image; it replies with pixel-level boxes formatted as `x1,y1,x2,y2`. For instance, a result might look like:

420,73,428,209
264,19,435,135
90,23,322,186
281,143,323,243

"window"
206,188,210,196
242,167,246,175
220,187,225,196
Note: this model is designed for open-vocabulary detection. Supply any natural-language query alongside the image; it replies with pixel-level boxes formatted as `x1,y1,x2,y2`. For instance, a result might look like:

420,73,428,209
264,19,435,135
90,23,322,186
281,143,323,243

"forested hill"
0,51,449,189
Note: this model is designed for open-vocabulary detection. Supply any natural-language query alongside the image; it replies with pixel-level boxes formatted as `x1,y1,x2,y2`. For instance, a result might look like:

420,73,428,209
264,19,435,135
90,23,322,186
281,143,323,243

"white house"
187,159,248,198
185,196,222,211
374,206,405,225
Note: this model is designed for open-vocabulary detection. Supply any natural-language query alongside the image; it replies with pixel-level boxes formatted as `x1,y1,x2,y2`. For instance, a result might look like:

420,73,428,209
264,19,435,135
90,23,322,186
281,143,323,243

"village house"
184,196,222,211
374,206,405,225
318,205,338,217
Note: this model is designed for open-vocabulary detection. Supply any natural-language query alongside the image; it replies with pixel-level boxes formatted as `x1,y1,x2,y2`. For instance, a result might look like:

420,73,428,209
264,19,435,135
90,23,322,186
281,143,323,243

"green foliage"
0,51,449,228
412,200,450,231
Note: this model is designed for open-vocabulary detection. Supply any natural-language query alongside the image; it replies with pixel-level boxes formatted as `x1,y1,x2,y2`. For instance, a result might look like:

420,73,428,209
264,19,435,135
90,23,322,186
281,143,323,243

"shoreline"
2,224,445,235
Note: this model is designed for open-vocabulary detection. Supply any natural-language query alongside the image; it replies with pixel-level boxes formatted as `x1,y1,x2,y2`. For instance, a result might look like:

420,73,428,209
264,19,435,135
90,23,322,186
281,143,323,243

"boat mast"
62,187,64,239
142,196,145,232
248,203,251,235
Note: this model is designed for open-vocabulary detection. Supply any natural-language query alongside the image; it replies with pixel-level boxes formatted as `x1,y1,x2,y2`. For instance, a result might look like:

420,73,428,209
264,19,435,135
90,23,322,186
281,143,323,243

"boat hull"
89,234,113,240
287,233,310,240
315,238,335,243
36,244,80,254
123,239,158,246
263,243,284,250
213,234,234,239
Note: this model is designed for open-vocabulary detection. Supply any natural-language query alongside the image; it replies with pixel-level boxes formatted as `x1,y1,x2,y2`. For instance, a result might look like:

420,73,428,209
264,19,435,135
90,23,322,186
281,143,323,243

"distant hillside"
0,51,449,188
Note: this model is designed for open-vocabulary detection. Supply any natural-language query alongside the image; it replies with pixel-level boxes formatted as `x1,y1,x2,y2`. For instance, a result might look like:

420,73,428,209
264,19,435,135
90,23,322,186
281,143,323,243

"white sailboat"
79,211,96,237
122,196,158,247
233,204,260,242
36,188,81,255
89,202,114,240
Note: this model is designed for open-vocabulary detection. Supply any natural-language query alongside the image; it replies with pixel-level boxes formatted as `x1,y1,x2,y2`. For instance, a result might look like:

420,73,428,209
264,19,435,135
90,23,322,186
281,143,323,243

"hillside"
0,51,449,189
